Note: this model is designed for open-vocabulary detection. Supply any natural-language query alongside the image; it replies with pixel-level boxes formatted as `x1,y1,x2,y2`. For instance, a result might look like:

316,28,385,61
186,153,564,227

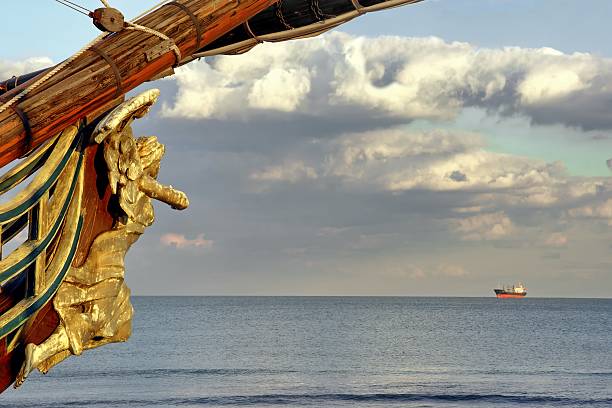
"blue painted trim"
0,216,84,339
0,151,84,285
0,133,80,223
0,139,58,195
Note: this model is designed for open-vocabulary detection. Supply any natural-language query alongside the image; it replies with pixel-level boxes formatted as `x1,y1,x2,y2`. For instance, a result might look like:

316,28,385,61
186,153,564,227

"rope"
349,0,366,14
100,0,112,7
53,0,91,16
275,1,293,30
0,33,107,116
245,21,263,43
0,0,182,120
125,22,182,65
311,0,335,19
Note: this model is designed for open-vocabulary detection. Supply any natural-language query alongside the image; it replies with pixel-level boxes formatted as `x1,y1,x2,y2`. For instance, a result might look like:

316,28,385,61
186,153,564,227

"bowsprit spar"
0,0,424,392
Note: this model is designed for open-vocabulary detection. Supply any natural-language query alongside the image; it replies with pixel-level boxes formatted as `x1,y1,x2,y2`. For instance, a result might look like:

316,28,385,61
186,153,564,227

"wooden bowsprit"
0,0,278,169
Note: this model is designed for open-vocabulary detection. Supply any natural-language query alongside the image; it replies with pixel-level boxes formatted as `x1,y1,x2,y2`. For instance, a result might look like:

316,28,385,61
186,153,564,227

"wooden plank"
72,145,114,268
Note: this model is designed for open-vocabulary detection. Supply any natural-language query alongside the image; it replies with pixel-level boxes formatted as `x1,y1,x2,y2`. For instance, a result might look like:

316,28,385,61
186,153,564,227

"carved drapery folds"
15,89,189,387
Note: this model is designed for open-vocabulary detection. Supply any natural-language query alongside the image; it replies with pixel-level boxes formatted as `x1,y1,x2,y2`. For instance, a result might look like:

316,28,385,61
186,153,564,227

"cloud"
317,227,350,237
247,126,611,211
378,265,426,280
542,232,569,248
248,67,311,112
249,160,318,184
434,263,470,278
0,57,53,80
453,211,515,241
160,233,214,250
347,233,400,250
568,199,612,225
126,33,612,296
163,32,612,130
327,131,562,194
378,263,468,279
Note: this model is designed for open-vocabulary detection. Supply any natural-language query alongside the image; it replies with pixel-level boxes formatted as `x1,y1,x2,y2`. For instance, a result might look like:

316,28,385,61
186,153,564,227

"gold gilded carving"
15,90,189,387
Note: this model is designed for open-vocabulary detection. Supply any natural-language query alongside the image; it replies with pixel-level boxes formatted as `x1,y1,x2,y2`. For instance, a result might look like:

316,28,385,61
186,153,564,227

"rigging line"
60,0,90,11
100,0,112,7
54,0,91,13
52,0,91,16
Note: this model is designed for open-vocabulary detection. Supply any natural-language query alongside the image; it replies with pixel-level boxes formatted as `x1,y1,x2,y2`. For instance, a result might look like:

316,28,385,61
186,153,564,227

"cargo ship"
494,283,527,298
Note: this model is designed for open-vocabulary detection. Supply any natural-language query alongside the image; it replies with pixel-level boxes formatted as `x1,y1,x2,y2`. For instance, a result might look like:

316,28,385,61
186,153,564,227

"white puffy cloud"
163,33,612,129
0,57,53,80
240,123,612,245
248,67,311,112
323,128,545,192
249,160,318,184
160,233,214,250
517,59,590,104
248,126,611,210
453,212,515,241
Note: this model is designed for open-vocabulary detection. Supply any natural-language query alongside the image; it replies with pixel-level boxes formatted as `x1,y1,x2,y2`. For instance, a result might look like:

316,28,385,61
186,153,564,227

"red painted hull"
496,293,527,299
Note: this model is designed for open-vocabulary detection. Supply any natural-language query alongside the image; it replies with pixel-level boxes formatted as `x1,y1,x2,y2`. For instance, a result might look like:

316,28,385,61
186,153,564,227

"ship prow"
0,0,427,394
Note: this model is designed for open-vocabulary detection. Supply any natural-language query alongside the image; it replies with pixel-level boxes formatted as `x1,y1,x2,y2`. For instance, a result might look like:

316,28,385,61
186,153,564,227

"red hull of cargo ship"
496,293,527,299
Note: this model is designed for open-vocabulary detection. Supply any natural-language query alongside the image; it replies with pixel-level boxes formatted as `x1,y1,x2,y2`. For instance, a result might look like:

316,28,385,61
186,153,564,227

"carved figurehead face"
135,136,164,179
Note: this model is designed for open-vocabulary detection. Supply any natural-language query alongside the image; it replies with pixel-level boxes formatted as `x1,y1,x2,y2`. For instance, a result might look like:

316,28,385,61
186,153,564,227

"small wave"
387,368,612,378
478,369,612,377
50,367,612,380
50,368,297,379
14,392,612,407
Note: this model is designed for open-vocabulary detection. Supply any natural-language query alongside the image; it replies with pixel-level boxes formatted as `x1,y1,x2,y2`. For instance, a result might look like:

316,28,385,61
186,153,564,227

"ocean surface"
2,297,611,407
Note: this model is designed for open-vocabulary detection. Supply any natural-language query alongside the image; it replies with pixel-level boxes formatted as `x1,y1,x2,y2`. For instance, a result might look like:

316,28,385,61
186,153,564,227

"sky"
2,0,612,297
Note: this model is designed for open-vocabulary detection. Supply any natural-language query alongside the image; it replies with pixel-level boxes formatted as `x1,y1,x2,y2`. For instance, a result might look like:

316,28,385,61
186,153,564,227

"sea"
1,297,611,407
